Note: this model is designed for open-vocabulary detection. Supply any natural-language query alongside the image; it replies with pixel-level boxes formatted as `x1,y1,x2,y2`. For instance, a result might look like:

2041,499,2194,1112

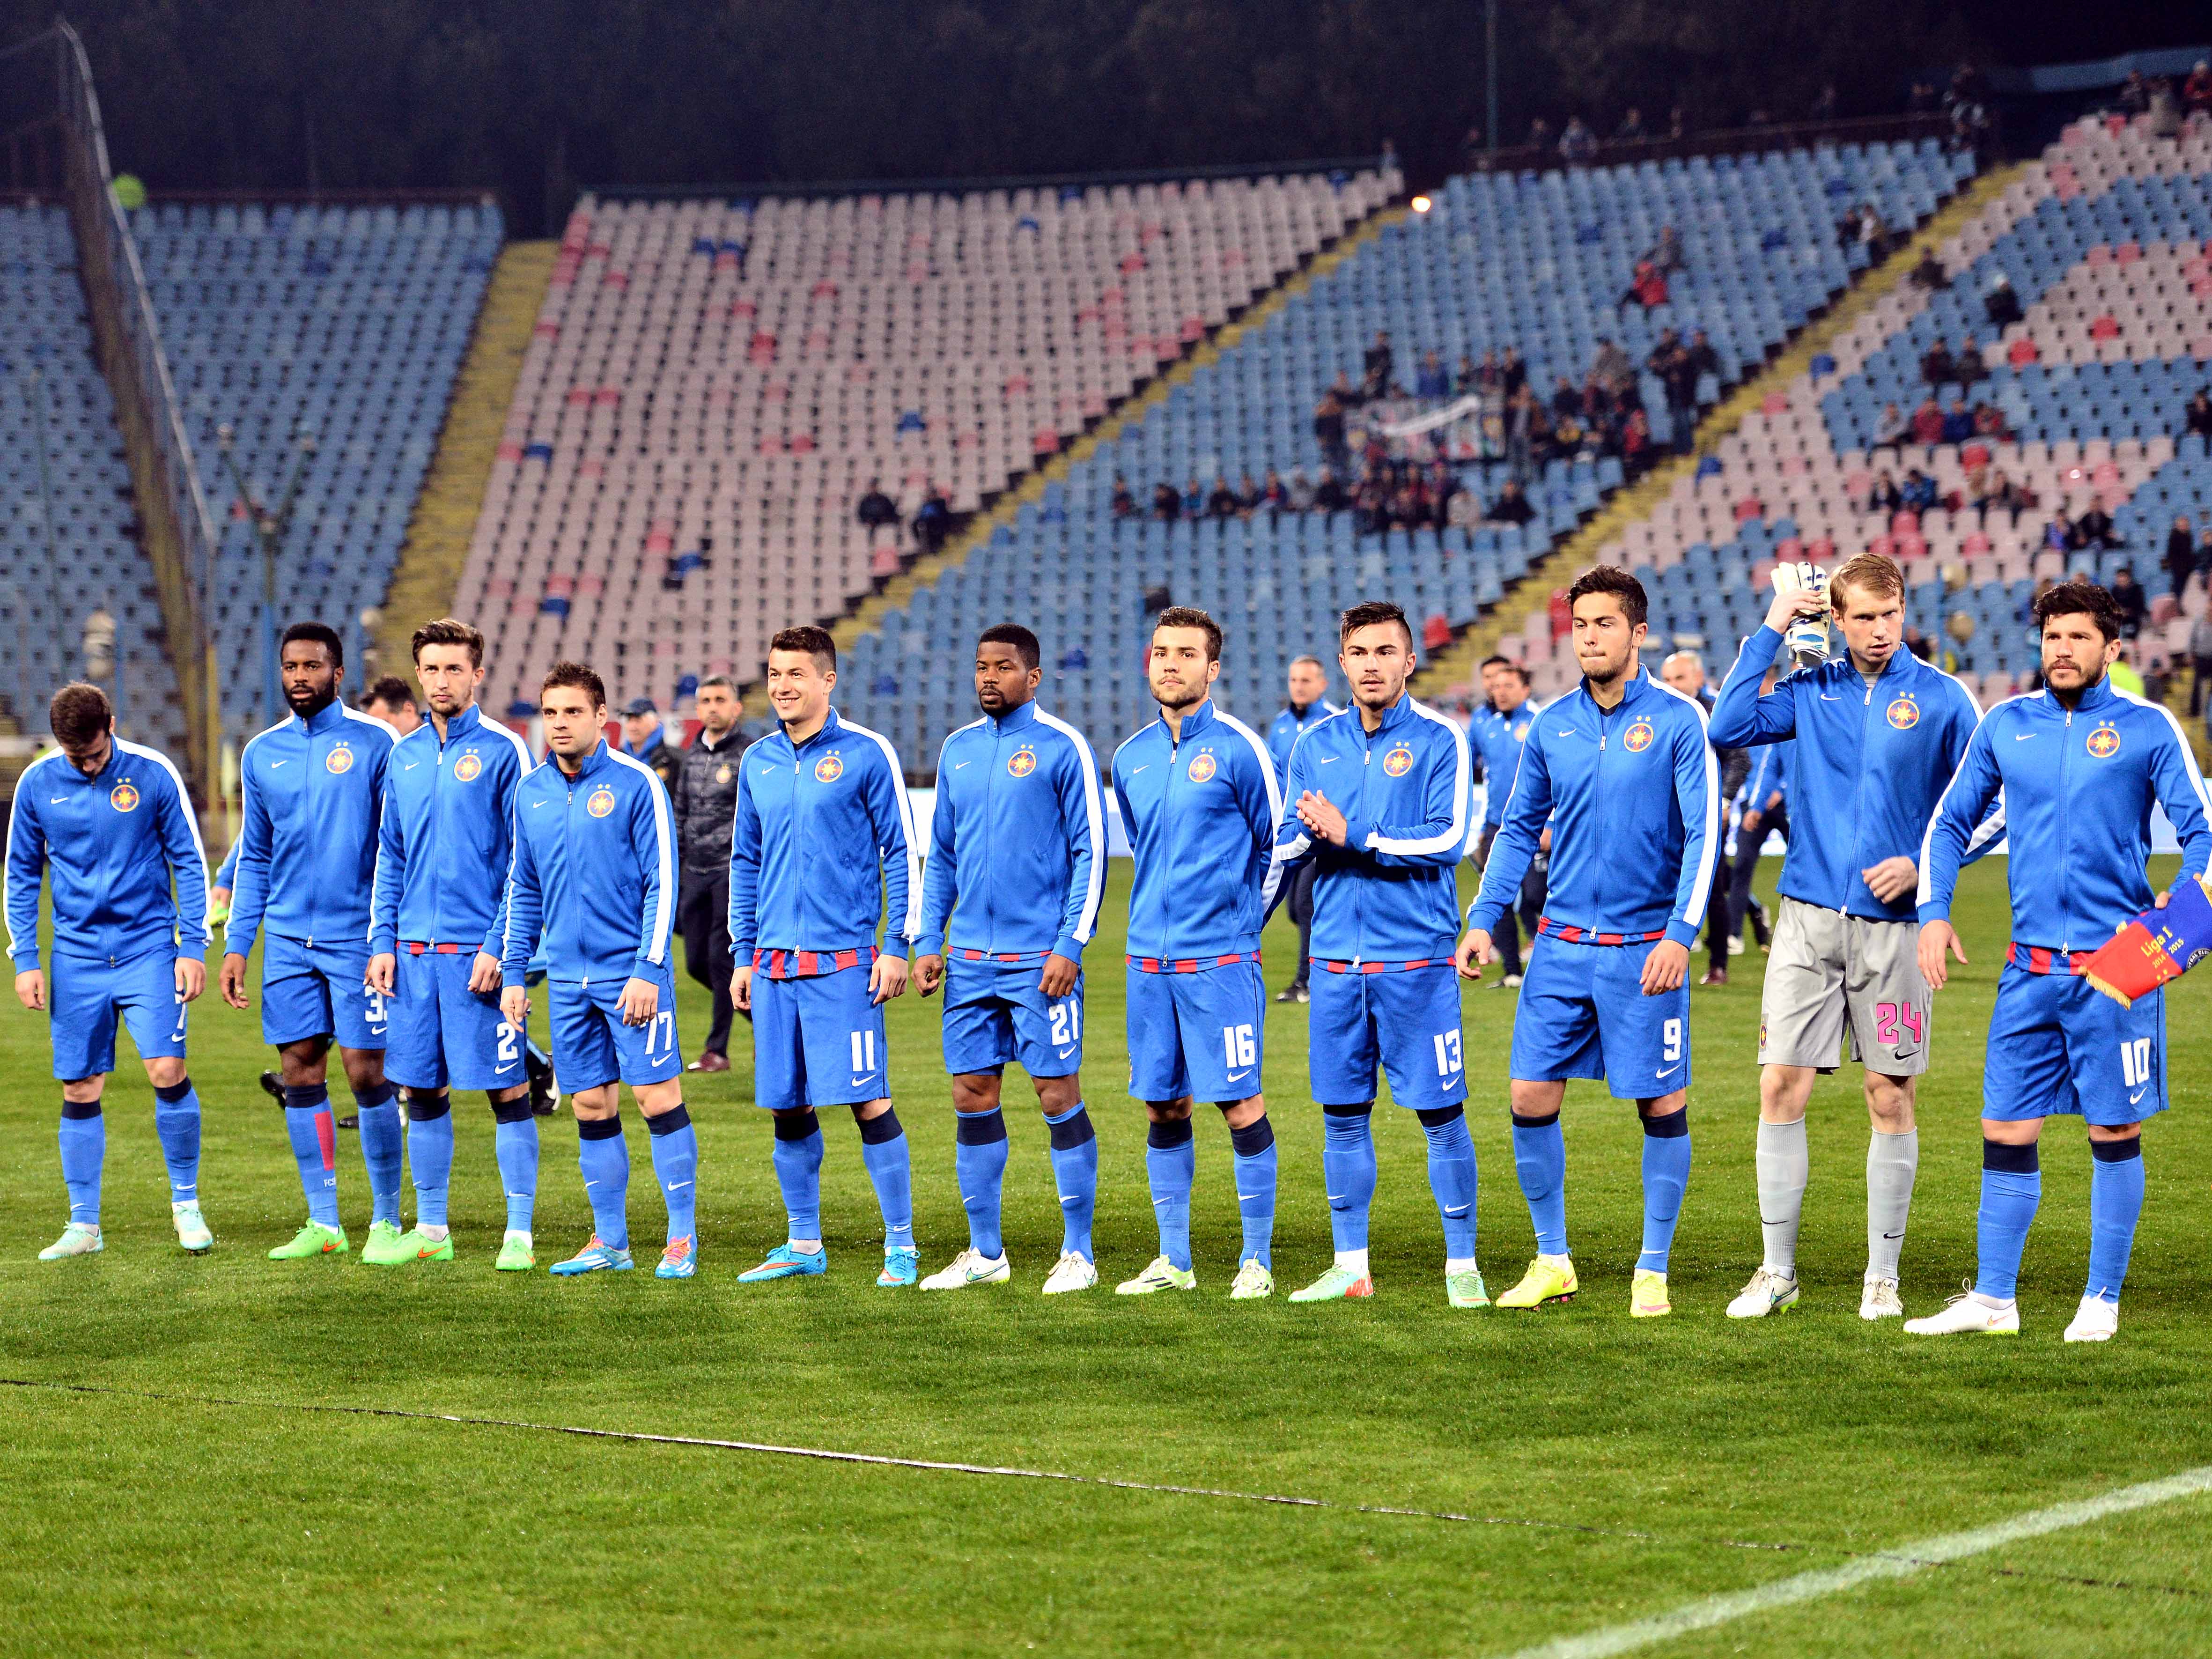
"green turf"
3,859,2208,1657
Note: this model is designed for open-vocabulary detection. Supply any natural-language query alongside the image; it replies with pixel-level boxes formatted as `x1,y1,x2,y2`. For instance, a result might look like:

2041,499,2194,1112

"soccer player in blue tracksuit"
1110,606,1285,1298
1458,566,1717,1317
1270,601,1481,1306
8,683,212,1259
1711,552,1989,1322
220,623,403,1261
912,624,1106,1295
728,625,922,1287
1470,654,1543,984
366,618,538,1271
1265,655,1339,1003
1910,581,2212,1342
501,660,698,1279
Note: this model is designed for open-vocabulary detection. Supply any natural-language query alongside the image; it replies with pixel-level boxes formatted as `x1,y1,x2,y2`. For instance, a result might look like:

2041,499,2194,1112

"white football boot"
1040,1251,1098,1295
1904,1284,2019,1335
1860,1275,1904,1320
1726,1266,1801,1318
919,1246,1011,1290
172,1202,214,1253
2063,1296,2119,1343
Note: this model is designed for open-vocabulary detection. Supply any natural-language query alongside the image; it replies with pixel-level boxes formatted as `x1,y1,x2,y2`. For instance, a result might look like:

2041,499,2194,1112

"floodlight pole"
217,422,317,727
25,364,67,705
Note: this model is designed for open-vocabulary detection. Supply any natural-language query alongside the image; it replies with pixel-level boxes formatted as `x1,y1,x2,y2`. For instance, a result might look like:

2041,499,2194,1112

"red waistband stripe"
1312,958,1443,975
2007,942,2091,976
752,945,879,980
402,941,466,955
1126,951,1261,974
1537,917,1666,945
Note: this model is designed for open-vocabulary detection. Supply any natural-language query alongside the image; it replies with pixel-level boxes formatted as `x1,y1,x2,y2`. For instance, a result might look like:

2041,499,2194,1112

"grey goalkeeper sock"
1866,1128,1919,1280
1755,1118,1810,1276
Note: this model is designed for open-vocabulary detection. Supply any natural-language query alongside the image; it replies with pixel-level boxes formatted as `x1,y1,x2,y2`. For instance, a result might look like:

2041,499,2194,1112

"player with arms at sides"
1469,655,1543,989
1708,553,1986,1319
365,619,539,1269
1456,566,1716,1317
912,624,1105,1293
221,623,402,1260
501,662,697,1277
1110,607,1285,1298
728,626,922,1286
1910,581,2211,1342
1265,654,1339,1005
1271,602,1481,1305
8,683,211,1257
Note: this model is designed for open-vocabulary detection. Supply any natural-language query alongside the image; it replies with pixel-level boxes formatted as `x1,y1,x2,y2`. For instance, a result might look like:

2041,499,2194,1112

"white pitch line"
1496,1463,2212,1659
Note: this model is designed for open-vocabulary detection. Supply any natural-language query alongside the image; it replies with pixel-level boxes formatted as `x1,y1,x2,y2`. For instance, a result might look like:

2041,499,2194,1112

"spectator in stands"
2075,497,2119,550
1900,469,1937,513
1446,481,1481,529
1614,108,1647,144
2167,516,2197,597
2185,61,2212,116
1867,471,1903,516
1921,336,1955,389
1953,338,1986,389
1451,354,1477,394
1648,223,1685,276
1810,83,1839,122
1487,478,1536,525
1181,477,1204,517
1910,395,1945,448
856,479,899,530
1910,248,1948,290
1591,336,1632,396
912,485,952,553
1353,470,1391,535
1619,258,1669,312
1235,472,1263,515
621,697,683,790
1503,385,1537,482
1871,400,1910,457
2111,567,2146,639
1416,350,1450,399
1312,467,1349,513
1559,116,1599,164
1364,330,1394,391
1313,386,1349,474
1151,479,1181,521
1972,400,2009,442
2184,388,2212,456
672,674,747,1069
2150,79,2183,142
362,677,420,736
1500,346,1528,398
1941,398,1974,446
2190,607,2212,720
1683,327,1718,388
1973,468,2031,527
1984,272,2023,328
2116,71,2150,118
1549,375,1582,424
1855,203,1891,259
1666,106,1688,140
2199,527,2212,581
1260,469,1290,513
1329,367,1363,407
1620,405,1653,477
1526,117,1553,151
1111,477,1138,517
1288,469,1316,512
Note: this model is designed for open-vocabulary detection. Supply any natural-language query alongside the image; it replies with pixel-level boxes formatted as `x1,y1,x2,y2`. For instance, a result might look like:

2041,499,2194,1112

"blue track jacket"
7,739,209,969
1919,678,2212,951
501,740,676,986
370,704,535,956
728,709,919,962
228,702,397,954
918,700,1103,963
1468,667,1717,948
1473,699,1540,828
1266,700,1341,782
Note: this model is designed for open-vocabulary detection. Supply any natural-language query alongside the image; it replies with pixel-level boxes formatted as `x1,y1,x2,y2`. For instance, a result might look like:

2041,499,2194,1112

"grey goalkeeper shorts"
1758,898,1931,1076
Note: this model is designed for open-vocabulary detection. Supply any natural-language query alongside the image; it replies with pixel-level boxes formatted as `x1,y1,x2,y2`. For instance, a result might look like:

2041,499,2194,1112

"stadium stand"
133,199,502,741
837,140,1975,766
1577,113,2212,708
0,205,187,754
458,170,1397,720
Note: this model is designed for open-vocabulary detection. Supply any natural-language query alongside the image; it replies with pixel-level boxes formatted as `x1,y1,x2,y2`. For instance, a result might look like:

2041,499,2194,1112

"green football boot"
359,1219,412,1266
268,1221,348,1260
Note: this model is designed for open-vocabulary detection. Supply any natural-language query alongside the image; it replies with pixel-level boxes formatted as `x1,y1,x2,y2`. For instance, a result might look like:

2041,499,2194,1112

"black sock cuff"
577,1113,625,1142
1323,1099,1375,1119
1512,1109,1561,1130
648,1104,691,1135
60,1099,102,1121
282,1085,327,1112
153,1077,194,1104
2091,1135,2143,1164
1983,1137,2039,1173
774,1107,821,1142
1229,1114,1275,1157
1147,1117,1194,1150
955,1108,1008,1146
1415,1104,1466,1128
857,1106,903,1145
491,1093,535,1123
1046,1106,1095,1150
354,1080,398,1110
1642,1106,1689,1139
408,1091,453,1121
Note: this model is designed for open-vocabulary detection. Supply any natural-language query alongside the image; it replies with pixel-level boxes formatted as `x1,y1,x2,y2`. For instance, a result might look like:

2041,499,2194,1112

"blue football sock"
772,1109,825,1240
1145,1116,1195,1271
1229,1113,1276,1268
647,1105,699,1246
1975,1138,2041,1301
954,1107,1009,1259
354,1081,404,1227
1321,1106,1377,1254
575,1115,630,1251
58,1100,104,1226
857,1107,914,1250
406,1091,454,1229
1418,1106,1478,1261
2086,1136,2145,1304
1043,1103,1098,1261
1511,1111,1568,1257
492,1095,539,1232
283,1084,341,1226
1637,1106,1691,1273
152,1077,200,1204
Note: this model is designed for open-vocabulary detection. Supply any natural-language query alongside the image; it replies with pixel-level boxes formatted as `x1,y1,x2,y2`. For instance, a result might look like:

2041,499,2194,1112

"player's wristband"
2082,876,2212,1008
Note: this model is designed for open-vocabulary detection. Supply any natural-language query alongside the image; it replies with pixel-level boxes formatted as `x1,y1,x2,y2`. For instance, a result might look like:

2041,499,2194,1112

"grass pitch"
4,859,2211,1657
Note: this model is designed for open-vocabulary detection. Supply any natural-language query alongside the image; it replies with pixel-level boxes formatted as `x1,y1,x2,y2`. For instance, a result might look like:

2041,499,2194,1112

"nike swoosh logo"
531,800,546,807
1556,728,1575,737
50,796,65,804
1657,1064,1681,1078
1819,694,1842,701
1226,1069,1251,1082
1131,766,1148,774
667,1180,693,1190
954,761,970,768
2014,733,2035,742
1882,1231,1905,1240
1444,1206,1469,1217
271,760,288,768
404,761,420,770
1057,1045,1077,1058
850,1075,870,1086
1319,756,1338,764
2129,1087,2149,1105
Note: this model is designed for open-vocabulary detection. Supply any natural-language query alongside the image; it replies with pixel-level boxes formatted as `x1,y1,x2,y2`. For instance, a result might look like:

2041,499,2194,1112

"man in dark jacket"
621,697,684,791
670,675,748,1069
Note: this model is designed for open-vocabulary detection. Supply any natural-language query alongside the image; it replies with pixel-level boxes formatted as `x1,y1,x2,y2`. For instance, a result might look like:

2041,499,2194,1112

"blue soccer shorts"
1511,934,1690,1100
261,934,387,1050
1308,962,1468,1111
48,947,187,1080
1125,957,1267,1103
752,961,888,1112
386,947,526,1093
942,952,1084,1079
1983,958,2166,1126
547,967,684,1093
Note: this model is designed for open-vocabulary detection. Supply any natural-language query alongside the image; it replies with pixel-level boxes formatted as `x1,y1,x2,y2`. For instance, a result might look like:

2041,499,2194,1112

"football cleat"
1115,1254,1196,1295
876,1246,919,1288
1631,1268,1673,1318
1904,1285,2019,1335
549,1237,635,1276
38,1222,103,1260
257,1069,285,1106
1496,1255,1578,1309
1041,1251,1098,1295
360,1219,413,1267
1727,1266,1800,1319
2063,1295,2119,1343
495,1231,536,1272
1859,1275,1904,1320
655,1237,698,1280
1288,1264,1375,1302
921,1247,1011,1290
1445,1268,1490,1309
268,1221,348,1260
1229,1259,1275,1300
171,1202,213,1254
396,1228,454,1263
737,1242,826,1282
